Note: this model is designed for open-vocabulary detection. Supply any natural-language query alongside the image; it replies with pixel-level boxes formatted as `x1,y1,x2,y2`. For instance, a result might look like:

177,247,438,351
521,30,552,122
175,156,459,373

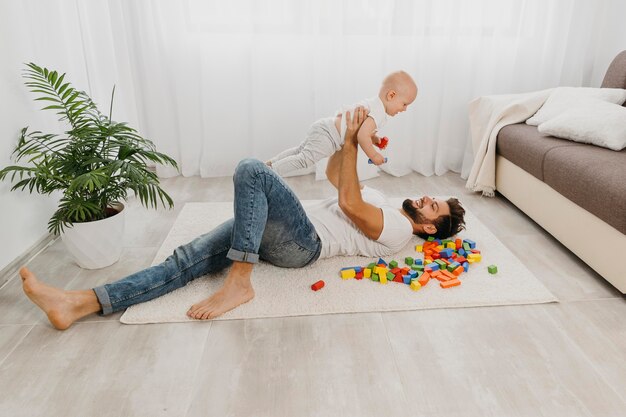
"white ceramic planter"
61,202,126,269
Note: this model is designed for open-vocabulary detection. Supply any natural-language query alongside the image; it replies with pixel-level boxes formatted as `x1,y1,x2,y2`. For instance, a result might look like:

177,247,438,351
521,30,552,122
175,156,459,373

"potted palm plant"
0,63,178,269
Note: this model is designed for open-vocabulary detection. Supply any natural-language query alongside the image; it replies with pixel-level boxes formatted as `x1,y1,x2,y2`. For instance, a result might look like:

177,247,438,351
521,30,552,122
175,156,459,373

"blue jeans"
93,158,322,315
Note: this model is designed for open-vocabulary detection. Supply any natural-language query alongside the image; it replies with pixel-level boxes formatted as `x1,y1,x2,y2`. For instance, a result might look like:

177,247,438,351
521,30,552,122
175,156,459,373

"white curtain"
4,0,614,179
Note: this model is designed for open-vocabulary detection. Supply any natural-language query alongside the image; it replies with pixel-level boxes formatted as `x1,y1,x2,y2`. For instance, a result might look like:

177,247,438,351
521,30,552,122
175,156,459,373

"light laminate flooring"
0,171,624,417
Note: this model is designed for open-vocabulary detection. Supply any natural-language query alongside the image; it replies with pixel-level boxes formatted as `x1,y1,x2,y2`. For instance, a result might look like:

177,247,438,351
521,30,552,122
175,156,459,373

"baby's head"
379,71,418,116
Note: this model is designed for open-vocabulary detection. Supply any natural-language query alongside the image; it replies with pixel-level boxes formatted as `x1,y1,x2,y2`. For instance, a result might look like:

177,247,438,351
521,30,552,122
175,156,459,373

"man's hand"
344,106,369,146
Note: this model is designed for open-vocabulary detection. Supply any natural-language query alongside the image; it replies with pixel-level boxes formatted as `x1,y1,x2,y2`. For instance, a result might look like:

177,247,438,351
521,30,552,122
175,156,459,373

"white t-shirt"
337,96,390,141
306,186,413,259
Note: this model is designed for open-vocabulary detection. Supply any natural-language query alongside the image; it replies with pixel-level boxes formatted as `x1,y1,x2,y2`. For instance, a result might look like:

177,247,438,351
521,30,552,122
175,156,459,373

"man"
20,108,466,330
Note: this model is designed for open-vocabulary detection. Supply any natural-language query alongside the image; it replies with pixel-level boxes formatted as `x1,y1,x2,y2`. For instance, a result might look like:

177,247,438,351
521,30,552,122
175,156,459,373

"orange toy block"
440,279,461,288
455,238,462,249
453,266,464,276
418,273,430,286
442,270,456,280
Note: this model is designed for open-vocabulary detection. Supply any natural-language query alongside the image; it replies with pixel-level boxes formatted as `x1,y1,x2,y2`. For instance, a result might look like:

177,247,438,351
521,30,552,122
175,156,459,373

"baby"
267,71,418,175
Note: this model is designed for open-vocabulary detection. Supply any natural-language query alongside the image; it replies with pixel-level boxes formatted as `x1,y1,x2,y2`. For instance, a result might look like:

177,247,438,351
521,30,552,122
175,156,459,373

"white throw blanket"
465,89,553,196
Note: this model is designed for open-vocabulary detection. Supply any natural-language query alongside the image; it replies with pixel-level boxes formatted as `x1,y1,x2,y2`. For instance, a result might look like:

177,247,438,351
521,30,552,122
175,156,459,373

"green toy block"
435,259,447,268
427,236,435,242
404,256,414,266
386,271,395,281
371,273,379,282
389,260,398,269
367,262,376,269
410,264,424,272
488,265,498,274
463,242,470,251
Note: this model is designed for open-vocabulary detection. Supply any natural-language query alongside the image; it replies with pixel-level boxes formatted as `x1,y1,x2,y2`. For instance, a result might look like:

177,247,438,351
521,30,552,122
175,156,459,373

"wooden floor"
0,171,624,417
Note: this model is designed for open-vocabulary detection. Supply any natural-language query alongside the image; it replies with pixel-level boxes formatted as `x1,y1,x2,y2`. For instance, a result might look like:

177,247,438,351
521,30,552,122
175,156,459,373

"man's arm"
337,108,384,240
357,117,385,165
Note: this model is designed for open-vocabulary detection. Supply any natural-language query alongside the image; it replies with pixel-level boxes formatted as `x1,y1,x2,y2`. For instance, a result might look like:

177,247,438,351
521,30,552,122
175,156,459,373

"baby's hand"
369,152,386,166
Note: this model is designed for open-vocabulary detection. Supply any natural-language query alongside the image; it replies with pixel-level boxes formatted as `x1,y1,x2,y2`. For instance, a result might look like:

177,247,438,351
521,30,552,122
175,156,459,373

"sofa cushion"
542,145,626,234
601,50,626,90
496,123,582,181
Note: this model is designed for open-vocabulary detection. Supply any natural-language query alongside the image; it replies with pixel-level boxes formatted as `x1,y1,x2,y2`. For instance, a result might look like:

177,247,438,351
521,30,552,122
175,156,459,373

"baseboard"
0,234,57,289
496,155,626,294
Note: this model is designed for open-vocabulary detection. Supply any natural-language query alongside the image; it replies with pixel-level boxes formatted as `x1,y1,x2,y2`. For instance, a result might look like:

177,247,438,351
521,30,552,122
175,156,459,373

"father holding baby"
20,81,466,330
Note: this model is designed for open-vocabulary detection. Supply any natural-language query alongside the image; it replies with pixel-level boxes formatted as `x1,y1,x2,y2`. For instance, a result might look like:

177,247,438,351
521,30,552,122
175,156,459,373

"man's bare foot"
187,273,255,320
20,267,99,330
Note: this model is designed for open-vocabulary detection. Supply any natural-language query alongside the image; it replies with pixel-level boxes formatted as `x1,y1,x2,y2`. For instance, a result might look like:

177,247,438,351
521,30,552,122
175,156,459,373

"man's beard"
402,199,426,224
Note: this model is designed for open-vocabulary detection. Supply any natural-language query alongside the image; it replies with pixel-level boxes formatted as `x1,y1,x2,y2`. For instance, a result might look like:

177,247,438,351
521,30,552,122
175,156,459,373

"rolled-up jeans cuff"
227,248,259,264
93,286,113,315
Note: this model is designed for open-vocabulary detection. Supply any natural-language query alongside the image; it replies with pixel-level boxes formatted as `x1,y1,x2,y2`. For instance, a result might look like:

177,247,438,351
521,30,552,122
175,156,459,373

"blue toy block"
458,248,466,257
402,275,412,284
463,239,476,249
426,262,440,271
377,258,388,266
463,261,469,272
409,270,418,278
414,259,423,266
440,249,453,258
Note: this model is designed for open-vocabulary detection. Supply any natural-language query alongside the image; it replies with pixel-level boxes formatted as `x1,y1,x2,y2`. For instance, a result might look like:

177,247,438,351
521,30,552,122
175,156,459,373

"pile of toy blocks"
339,237,483,292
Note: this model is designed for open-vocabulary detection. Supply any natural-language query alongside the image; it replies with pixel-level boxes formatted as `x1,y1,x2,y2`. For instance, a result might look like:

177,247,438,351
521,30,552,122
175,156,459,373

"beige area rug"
120,200,558,324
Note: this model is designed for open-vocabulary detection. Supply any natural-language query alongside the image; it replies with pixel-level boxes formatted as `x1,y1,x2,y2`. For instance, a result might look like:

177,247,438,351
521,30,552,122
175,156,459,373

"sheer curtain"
16,0,612,179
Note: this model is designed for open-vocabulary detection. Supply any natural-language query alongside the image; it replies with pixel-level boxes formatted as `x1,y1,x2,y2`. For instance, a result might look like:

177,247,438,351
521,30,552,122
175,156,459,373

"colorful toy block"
404,256,414,265
410,280,422,291
418,273,430,286
415,245,423,252
462,262,469,272
380,273,388,284
363,268,372,278
371,273,379,282
488,265,498,274
311,280,325,291
403,275,411,285
389,260,398,269
426,262,439,271
355,271,364,280
375,136,389,149
453,266,464,276
440,279,461,289
386,271,395,281
341,269,355,279
463,239,476,249
377,258,388,266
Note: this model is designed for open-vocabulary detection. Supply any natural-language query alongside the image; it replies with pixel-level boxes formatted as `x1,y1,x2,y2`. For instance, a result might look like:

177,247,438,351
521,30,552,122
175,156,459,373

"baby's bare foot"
20,267,94,330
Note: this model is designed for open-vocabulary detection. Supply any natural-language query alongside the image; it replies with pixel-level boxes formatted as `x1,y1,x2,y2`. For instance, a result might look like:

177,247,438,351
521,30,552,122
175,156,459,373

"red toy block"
470,249,481,254
432,253,441,260
393,276,403,283
375,136,389,149
391,267,401,274
355,271,364,280
311,280,325,291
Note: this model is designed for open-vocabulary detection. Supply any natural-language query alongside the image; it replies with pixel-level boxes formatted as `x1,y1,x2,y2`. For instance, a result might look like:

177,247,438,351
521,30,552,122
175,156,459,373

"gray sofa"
495,50,626,293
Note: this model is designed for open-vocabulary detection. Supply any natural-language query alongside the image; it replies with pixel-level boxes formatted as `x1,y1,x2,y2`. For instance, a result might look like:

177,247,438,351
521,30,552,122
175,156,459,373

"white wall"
590,0,626,86
0,1,90,272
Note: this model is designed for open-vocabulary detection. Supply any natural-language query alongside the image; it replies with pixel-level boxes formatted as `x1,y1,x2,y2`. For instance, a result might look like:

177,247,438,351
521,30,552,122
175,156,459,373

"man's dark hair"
415,197,466,240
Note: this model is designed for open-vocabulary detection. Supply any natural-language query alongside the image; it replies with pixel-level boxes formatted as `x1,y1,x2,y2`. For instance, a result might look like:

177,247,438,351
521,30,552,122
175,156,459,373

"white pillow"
526,87,626,126
537,100,626,151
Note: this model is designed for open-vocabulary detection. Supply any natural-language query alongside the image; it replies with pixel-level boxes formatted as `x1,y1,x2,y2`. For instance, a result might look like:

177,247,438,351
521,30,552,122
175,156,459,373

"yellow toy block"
446,242,456,249
436,245,444,251
375,266,388,276
363,268,372,278
340,269,356,279
415,245,423,252
380,274,388,284
467,254,482,262
410,280,422,291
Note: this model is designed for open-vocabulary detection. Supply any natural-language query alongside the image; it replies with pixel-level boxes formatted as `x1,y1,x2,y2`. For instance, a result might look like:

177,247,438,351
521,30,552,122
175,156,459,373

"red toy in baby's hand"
375,136,389,150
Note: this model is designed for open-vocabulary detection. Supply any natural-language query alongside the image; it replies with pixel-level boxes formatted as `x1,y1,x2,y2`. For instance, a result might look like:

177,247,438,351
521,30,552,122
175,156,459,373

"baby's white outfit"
269,96,390,176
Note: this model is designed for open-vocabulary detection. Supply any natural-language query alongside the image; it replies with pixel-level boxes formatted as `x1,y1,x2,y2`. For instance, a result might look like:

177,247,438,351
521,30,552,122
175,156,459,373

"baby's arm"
357,117,385,165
